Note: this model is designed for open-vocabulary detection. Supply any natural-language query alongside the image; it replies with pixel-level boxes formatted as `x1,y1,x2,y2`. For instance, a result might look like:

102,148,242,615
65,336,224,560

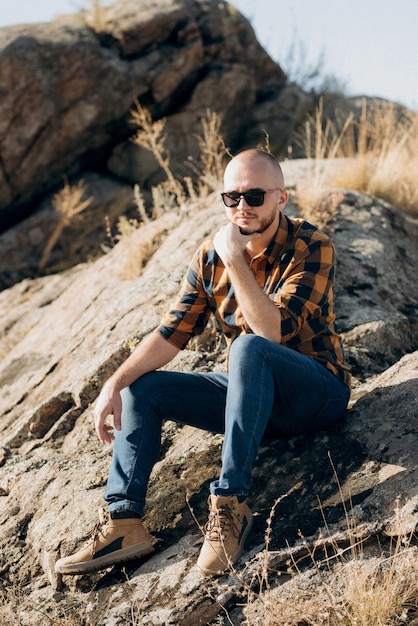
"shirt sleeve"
273,230,336,344
156,246,212,349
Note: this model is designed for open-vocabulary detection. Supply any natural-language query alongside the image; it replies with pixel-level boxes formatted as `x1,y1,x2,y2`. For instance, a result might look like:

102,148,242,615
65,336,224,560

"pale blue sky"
1,0,416,110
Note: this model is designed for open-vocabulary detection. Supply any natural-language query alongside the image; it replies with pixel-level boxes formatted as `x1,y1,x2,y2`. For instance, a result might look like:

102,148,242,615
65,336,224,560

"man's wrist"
103,376,123,395
223,249,248,269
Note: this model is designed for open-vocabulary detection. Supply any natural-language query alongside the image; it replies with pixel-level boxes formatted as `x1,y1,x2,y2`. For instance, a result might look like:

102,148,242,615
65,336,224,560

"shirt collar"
253,213,289,264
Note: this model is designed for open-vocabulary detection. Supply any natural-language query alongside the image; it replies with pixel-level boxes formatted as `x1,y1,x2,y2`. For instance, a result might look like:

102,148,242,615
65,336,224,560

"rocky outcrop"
1,1,417,623
0,180,417,624
0,0,312,237
323,189,418,379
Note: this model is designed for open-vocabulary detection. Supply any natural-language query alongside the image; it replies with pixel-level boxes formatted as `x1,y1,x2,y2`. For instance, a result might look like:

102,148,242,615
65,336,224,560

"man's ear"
278,190,289,209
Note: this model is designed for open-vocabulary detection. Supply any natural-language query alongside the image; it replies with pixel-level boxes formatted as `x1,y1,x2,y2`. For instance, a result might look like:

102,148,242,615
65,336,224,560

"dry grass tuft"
105,104,228,278
130,103,228,215
84,0,108,32
294,98,418,222
101,105,223,278
130,101,187,208
195,108,230,193
109,213,172,281
39,178,92,271
206,459,418,626
0,577,83,625
245,541,418,626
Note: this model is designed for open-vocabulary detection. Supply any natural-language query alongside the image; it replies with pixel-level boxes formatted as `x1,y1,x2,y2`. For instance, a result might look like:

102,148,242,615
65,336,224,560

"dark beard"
238,210,277,235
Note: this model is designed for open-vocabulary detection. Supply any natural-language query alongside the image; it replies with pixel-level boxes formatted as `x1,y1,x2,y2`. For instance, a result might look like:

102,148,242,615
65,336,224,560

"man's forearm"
225,256,282,342
106,331,180,392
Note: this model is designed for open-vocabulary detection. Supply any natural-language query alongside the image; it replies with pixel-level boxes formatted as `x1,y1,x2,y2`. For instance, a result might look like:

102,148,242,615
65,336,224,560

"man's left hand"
213,223,258,266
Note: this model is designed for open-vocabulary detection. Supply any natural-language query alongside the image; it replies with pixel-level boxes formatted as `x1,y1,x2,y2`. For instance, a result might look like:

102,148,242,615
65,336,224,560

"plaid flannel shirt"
157,213,351,388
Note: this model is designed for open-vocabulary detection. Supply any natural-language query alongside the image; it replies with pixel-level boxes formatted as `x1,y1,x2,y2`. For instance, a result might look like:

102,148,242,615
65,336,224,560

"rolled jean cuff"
107,503,144,517
210,480,249,498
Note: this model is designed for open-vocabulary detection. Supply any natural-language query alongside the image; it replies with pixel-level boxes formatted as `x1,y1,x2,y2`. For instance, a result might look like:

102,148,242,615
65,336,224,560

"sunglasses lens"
244,191,264,206
221,193,240,207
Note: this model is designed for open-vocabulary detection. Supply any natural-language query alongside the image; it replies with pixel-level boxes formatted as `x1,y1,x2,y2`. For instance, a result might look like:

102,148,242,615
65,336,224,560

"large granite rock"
0,182,417,624
0,0,312,236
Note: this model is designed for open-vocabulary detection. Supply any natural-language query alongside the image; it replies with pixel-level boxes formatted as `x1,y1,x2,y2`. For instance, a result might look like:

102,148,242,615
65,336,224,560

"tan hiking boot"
55,510,154,575
196,495,253,575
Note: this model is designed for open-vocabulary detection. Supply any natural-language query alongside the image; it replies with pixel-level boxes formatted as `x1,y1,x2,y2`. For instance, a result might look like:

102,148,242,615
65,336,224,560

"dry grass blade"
38,178,92,271
133,183,149,224
196,109,228,191
130,101,186,207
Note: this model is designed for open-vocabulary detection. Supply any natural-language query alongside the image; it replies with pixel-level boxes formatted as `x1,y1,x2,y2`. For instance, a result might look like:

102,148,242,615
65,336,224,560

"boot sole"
197,514,254,576
55,542,154,575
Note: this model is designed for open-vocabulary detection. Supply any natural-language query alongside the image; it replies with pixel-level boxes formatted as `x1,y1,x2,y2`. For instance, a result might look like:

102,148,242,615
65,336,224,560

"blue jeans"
104,335,350,516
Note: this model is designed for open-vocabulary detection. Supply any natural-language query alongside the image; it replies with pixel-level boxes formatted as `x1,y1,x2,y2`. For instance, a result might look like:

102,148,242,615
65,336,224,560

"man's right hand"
91,332,180,444
93,381,122,444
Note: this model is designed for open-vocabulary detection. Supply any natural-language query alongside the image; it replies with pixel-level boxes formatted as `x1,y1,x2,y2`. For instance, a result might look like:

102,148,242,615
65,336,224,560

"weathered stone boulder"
324,190,418,379
0,0,313,237
0,19,137,222
0,181,417,624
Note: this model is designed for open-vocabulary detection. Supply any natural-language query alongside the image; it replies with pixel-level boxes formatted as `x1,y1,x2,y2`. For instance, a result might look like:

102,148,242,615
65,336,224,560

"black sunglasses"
221,187,283,208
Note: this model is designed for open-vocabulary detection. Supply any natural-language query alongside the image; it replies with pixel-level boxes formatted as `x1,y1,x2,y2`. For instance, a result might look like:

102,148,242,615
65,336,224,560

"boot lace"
91,509,110,549
204,505,239,542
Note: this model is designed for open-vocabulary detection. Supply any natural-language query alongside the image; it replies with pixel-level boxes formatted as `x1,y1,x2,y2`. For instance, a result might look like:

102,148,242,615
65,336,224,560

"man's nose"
237,195,249,207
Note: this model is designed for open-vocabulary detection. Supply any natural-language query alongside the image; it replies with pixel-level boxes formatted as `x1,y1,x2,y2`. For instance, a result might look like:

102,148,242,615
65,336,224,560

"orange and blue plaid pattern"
157,213,351,388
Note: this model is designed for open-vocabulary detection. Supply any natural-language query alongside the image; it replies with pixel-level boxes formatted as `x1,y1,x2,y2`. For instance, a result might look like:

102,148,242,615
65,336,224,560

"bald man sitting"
55,149,351,577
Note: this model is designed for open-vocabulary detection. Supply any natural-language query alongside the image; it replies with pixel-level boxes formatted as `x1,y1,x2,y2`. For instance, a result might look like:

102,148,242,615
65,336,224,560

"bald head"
224,149,285,189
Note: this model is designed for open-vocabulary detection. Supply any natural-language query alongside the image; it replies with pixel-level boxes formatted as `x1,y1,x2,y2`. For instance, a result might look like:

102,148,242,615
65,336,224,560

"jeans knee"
229,334,268,364
120,372,161,416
